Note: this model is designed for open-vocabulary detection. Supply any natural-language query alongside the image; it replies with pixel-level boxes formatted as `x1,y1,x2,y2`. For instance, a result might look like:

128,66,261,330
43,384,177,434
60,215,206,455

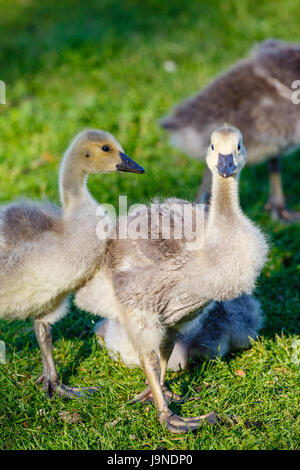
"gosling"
75,126,268,432
0,129,144,398
161,39,300,222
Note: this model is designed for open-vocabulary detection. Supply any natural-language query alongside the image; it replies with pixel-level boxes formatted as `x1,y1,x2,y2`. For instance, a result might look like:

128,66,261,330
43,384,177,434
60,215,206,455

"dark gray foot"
36,374,98,399
265,202,300,222
129,385,184,405
161,410,217,434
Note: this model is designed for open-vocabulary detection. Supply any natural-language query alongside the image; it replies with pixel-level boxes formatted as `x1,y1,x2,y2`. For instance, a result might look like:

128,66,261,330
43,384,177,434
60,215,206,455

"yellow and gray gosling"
0,129,144,398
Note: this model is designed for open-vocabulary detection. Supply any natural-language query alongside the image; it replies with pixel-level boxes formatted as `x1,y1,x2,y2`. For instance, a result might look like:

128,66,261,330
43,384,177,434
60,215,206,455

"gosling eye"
102,145,111,153
85,150,91,158
211,144,214,151
237,143,241,152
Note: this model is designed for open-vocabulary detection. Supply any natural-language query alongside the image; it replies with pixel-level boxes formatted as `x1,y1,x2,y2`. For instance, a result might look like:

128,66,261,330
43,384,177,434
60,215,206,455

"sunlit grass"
0,0,299,450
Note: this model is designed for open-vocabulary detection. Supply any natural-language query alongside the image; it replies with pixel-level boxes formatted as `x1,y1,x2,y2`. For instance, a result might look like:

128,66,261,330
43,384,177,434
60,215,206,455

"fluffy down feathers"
94,294,263,371
160,39,300,165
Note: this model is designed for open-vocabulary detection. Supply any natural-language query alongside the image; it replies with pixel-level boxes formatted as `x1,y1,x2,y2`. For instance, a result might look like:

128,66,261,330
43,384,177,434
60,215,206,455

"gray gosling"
161,39,300,222
94,294,263,369
0,129,144,398
75,125,268,433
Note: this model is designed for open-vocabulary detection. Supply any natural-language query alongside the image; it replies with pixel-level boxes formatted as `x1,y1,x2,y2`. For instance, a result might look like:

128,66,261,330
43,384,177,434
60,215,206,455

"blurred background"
0,0,299,450
0,0,299,209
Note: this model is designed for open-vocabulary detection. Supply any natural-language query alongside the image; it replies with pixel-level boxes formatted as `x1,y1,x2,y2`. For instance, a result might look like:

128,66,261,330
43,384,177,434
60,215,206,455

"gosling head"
67,129,145,175
206,125,246,178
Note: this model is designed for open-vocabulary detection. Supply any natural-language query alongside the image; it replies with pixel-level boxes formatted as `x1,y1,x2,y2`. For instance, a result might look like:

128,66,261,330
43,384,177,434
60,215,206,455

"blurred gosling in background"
161,39,300,222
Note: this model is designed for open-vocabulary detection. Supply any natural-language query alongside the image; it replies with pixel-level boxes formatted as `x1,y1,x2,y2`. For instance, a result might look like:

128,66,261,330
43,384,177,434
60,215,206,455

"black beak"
116,152,145,174
217,153,236,178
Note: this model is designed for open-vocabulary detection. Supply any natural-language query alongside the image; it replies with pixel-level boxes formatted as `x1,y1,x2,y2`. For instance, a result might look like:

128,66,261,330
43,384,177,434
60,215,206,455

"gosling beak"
217,153,236,178
116,152,145,174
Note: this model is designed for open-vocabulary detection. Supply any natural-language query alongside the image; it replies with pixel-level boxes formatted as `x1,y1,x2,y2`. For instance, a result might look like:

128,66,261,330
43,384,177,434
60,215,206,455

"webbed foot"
130,385,184,405
265,201,300,222
36,374,98,399
160,409,217,434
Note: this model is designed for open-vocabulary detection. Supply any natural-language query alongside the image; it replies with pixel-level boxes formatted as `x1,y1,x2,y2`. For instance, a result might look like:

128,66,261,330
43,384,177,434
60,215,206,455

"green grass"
0,0,299,450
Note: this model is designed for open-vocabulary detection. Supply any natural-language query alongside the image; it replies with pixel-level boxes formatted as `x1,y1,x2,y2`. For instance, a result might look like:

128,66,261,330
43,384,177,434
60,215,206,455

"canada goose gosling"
75,125,268,432
0,129,144,398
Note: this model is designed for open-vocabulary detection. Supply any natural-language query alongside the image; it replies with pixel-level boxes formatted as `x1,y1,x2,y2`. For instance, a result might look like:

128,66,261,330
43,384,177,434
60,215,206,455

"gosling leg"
129,333,182,405
138,350,216,434
159,332,184,403
265,156,300,222
34,319,98,398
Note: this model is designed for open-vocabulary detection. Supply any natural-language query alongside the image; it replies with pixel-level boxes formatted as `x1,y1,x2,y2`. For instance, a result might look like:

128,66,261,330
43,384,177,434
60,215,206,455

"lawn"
0,0,299,450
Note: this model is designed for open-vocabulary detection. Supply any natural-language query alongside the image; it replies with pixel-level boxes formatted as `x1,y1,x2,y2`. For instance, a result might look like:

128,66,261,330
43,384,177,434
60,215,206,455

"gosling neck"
59,150,90,209
206,171,243,232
